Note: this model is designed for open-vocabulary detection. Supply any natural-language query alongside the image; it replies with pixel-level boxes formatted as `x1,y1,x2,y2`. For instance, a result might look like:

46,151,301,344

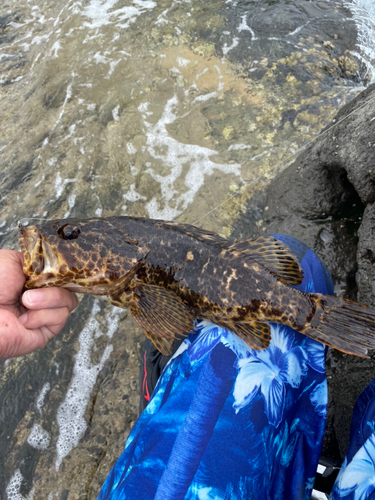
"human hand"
0,249,78,359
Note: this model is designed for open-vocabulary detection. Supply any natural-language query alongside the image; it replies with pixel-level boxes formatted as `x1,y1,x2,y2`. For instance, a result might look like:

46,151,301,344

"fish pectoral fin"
216,320,271,350
129,283,195,354
142,329,176,356
229,235,303,286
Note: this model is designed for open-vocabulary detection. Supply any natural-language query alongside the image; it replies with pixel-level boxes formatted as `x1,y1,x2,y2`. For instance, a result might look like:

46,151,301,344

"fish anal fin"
229,235,303,286
129,282,195,354
216,320,271,350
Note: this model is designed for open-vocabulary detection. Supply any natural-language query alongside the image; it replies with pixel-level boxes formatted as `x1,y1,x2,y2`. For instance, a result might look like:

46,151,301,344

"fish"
18,216,375,357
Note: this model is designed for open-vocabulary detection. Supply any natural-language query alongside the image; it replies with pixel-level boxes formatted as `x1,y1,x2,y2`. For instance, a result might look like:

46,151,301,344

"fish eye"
58,224,81,241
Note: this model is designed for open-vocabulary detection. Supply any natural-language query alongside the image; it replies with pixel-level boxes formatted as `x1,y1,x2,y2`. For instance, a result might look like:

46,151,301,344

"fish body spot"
186,251,194,261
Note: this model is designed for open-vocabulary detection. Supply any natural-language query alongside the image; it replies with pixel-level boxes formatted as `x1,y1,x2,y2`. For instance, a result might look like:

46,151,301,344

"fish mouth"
19,225,61,288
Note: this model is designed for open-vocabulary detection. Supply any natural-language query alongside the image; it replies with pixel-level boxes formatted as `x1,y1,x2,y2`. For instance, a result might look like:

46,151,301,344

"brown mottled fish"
19,217,375,357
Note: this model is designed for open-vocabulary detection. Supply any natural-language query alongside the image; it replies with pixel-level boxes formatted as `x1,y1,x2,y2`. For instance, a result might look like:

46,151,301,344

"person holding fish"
1,221,375,499
0,249,77,359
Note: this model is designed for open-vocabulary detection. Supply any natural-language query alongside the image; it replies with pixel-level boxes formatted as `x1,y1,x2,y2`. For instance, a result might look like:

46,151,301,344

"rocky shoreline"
233,82,375,462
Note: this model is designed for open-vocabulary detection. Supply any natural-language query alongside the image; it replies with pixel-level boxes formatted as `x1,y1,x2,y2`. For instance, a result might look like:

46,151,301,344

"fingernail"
23,290,44,306
19,313,28,325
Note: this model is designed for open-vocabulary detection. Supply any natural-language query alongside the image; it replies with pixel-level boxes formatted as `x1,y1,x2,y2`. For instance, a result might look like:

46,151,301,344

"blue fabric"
330,378,375,500
97,235,333,500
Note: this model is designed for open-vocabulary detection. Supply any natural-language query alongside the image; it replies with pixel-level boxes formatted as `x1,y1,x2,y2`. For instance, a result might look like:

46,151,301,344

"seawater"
345,0,375,82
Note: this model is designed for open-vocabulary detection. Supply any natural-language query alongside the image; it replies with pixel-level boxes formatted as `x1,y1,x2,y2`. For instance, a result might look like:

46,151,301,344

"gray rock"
357,203,375,308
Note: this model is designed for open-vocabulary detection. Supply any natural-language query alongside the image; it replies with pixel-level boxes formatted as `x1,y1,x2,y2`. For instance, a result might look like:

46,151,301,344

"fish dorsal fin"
129,282,195,355
216,320,271,350
162,221,227,247
229,235,303,286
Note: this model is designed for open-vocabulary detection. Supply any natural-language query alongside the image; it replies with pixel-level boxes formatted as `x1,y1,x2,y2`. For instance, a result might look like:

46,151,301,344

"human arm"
0,249,78,359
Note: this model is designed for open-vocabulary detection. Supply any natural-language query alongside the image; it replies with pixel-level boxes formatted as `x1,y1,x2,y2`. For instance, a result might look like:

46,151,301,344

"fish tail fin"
303,293,375,357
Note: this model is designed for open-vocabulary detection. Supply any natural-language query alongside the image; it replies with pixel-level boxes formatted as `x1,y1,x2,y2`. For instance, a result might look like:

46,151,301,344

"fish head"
19,218,146,294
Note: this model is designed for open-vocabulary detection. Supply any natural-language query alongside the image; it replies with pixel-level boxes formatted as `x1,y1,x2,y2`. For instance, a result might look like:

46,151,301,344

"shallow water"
1,0,375,497
0,0,372,243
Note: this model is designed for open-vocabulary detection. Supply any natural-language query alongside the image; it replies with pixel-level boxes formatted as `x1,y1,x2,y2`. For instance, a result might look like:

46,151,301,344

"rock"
357,203,375,308
233,83,375,462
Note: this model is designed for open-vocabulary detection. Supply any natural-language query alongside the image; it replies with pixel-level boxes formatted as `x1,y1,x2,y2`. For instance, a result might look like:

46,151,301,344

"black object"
139,337,184,415
313,456,341,495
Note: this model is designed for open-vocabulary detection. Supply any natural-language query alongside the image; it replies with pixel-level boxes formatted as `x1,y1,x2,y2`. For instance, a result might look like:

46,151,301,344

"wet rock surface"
234,82,375,462
1,297,144,500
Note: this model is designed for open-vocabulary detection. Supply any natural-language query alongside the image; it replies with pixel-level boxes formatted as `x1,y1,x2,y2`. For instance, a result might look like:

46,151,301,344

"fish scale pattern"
97,235,333,500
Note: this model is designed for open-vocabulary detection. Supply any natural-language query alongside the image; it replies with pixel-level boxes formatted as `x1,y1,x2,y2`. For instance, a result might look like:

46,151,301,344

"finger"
0,309,57,358
22,288,78,313
19,306,72,335
0,249,26,305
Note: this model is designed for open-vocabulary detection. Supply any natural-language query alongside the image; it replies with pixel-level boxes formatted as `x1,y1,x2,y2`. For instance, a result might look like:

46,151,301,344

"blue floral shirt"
330,377,375,500
97,235,333,500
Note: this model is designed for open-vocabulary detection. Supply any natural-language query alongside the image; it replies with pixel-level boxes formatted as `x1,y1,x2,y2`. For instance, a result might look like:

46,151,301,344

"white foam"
170,66,182,75
138,94,241,220
82,0,156,30
51,79,73,131
108,59,121,76
237,15,257,40
36,382,50,413
59,124,77,144
55,172,77,199
222,37,239,56
286,21,310,37
176,56,191,67
112,105,120,122
105,307,122,338
93,51,109,64
47,158,57,166
126,142,137,154
63,194,77,218
228,143,252,151
6,470,35,500
123,183,147,202
49,41,61,58
344,0,375,82
250,150,268,161
30,33,50,46
155,8,170,25
55,301,115,470
192,91,218,103
27,423,51,450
